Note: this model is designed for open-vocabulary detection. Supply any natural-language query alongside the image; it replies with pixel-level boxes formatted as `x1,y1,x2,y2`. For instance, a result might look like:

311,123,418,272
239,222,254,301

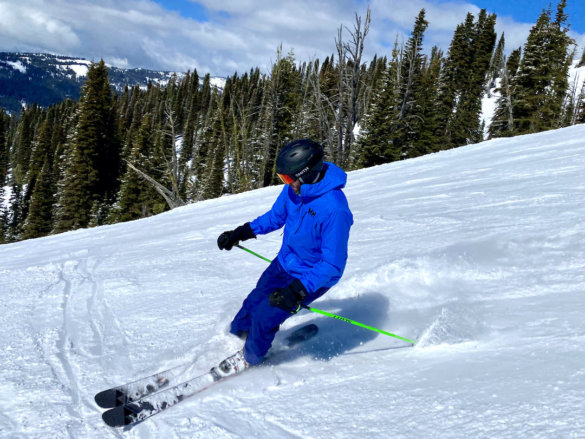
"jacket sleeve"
249,186,288,236
299,209,353,293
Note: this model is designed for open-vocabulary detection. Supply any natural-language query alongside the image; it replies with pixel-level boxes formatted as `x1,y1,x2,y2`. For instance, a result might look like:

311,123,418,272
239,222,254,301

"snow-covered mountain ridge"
0,52,225,114
1,124,584,438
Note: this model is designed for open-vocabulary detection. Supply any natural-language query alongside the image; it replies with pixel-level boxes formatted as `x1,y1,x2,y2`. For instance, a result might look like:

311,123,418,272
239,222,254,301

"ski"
95,323,318,410
99,323,319,426
102,368,225,427
94,362,195,409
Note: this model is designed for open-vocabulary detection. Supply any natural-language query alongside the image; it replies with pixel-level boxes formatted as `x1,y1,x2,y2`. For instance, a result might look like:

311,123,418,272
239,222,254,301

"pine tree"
560,84,577,128
259,47,301,187
413,47,443,156
19,115,54,233
489,54,515,138
180,69,201,177
576,80,585,123
224,68,265,192
512,1,573,134
0,110,9,243
506,48,522,78
545,0,574,128
357,37,401,166
110,113,165,221
360,55,387,125
190,86,220,200
515,8,549,132
356,10,431,165
55,60,120,232
24,114,52,199
23,157,56,239
441,10,496,147
392,9,430,159
5,183,25,241
435,13,475,147
489,47,522,139
488,33,506,90
12,106,38,185
197,86,230,199
0,110,9,188
435,10,496,148
202,141,225,199
460,10,497,143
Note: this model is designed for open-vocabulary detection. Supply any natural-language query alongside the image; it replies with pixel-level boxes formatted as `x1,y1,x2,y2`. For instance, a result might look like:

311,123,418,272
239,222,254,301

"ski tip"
102,406,127,428
95,389,125,409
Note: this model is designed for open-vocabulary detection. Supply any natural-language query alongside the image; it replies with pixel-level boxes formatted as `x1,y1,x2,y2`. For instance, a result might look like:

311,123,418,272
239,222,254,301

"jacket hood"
298,162,347,201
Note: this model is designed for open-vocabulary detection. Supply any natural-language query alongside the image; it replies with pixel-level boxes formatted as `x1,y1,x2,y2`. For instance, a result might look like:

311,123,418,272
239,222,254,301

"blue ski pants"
230,259,329,365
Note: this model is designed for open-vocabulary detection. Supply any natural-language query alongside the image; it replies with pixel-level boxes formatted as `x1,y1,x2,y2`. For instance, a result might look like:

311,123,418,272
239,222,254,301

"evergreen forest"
1,2,585,243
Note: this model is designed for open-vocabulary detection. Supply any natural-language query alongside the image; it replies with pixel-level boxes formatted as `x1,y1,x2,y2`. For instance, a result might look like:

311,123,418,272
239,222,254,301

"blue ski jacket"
249,162,353,295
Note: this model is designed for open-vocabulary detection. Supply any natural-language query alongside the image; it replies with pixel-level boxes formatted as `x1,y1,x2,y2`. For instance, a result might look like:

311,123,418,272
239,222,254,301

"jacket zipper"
294,202,308,234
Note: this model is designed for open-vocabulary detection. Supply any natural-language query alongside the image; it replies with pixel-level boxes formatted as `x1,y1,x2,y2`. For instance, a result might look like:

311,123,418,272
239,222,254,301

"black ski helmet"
276,139,324,183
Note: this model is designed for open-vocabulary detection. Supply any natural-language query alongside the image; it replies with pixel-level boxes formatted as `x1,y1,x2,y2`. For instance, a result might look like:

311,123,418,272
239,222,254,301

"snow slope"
1,125,585,438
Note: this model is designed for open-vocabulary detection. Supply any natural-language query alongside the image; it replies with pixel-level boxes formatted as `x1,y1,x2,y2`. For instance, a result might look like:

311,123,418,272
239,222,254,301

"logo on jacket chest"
307,208,317,217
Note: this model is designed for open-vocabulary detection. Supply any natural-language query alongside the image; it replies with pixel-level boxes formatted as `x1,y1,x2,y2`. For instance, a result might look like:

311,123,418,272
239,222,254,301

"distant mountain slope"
0,52,188,113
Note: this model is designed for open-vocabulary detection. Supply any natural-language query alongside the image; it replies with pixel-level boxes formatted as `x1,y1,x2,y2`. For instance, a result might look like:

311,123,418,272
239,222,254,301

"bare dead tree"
341,8,371,166
127,103,186,209
229,84,262,192
324,8,371,167
500,59,515,132
565,72,585,126
258,45,301,187
335,25,347,165
161,105,183,201
126,161,185,209
306,59,337,155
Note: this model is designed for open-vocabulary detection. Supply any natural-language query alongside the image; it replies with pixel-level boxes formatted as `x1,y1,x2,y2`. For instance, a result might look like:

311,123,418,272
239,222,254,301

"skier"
213,139,353,377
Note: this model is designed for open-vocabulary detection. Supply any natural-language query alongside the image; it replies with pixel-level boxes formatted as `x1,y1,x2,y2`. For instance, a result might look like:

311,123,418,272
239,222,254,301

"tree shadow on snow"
267,292,409,365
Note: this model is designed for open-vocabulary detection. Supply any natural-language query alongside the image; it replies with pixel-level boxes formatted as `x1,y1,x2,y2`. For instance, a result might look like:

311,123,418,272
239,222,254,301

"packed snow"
1,125,585,438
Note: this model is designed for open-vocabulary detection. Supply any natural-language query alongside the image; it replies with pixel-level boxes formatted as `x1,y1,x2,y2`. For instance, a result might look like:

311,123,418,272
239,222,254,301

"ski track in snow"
1,125,585,438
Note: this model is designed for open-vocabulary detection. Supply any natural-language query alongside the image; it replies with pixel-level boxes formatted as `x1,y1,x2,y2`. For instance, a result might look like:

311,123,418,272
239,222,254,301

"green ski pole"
301,305,416,345
235,244,272,263
235,245,416,345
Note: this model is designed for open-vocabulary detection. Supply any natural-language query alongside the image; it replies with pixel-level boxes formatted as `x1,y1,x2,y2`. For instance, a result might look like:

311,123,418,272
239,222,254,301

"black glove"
269,279,307,313
217,223,255,250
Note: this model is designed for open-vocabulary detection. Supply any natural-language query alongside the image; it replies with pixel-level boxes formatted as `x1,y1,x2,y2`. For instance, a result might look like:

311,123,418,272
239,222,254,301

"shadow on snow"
267,292,411,365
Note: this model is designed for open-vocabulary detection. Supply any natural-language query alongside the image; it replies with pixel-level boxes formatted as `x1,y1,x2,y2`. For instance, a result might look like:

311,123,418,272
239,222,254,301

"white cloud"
493,16,534,52
0,0,583,76
0,2,81,50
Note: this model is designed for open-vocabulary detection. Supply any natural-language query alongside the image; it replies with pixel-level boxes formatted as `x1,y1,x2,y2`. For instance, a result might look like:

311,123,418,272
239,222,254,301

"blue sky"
472,0,585,32
152,0,209,21
1,0,584,75
154,0,585,32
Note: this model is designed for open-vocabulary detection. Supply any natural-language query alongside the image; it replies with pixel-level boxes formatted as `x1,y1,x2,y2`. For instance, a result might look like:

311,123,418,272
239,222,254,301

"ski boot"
210,349,249,381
